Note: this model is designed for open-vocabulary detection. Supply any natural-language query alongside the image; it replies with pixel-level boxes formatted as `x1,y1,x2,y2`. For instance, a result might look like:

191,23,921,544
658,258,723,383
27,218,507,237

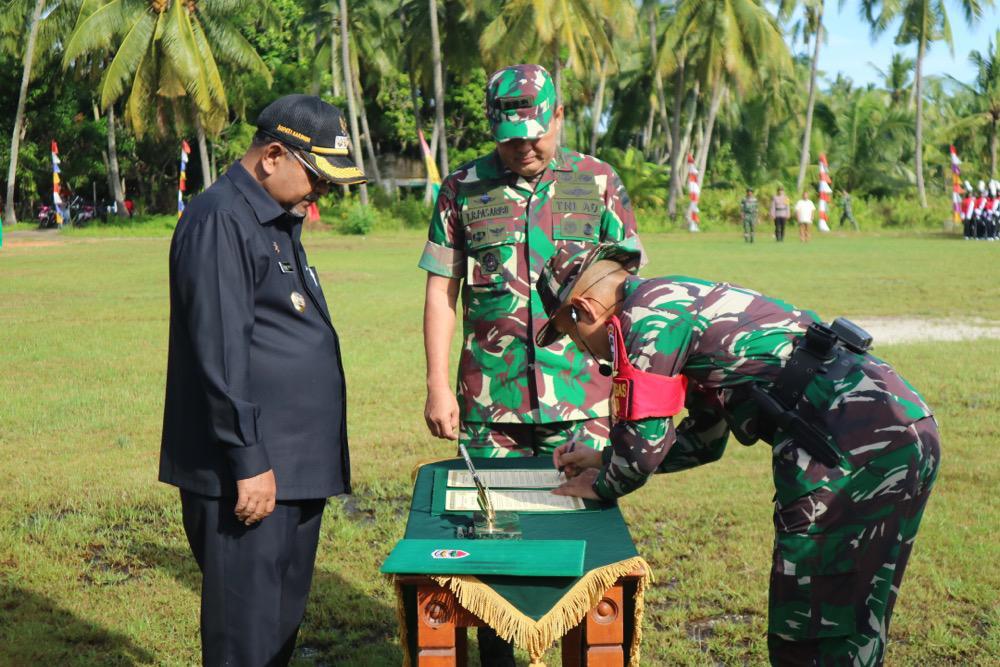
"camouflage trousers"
460,418,611,458
767,417,940,666
743,218,756,243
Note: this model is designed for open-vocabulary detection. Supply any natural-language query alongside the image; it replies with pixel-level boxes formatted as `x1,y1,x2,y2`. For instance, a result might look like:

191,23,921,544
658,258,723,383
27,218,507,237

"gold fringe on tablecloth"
400,556,651,667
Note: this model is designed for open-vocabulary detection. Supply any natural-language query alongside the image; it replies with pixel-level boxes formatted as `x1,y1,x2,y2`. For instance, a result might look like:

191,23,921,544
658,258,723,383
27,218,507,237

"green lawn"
0,230,997,665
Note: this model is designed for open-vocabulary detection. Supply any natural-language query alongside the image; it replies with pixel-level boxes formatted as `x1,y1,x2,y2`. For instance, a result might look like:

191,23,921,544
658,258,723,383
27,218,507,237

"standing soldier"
962,181,975,239
418,64,644,664
839,189,859,230
740,188,758,243
988,180,999,240
974,180,989,240
538,243,940,667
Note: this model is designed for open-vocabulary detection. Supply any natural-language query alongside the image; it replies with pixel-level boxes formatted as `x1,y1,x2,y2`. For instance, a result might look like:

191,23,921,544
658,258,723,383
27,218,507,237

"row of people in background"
740,187,858,244
961,180,1000,241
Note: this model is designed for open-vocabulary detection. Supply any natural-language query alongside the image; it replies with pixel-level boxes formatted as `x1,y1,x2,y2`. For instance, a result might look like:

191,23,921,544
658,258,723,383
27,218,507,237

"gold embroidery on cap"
276,124,311,143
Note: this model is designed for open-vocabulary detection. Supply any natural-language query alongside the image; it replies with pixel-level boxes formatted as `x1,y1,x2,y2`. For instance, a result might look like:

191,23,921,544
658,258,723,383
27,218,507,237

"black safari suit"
160,162,349,666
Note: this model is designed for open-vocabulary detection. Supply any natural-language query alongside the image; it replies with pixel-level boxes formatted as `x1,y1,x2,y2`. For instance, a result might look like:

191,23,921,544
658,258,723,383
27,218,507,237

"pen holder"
472,511,522,540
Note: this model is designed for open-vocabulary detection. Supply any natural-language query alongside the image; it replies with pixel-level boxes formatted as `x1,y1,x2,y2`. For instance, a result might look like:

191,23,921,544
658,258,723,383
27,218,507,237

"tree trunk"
695,80,723,191
209,140,217,183
666,63,686,215
93,101,114,201
648,11,670,156
351,51,382,185
554,53,565,145
4,0,45,226
589,59,608,155
990,116,997,179
106,103,128,217
669,79,699,218
796,4,824,194
429,0,449,176
194,114,212,190
339,0,368,204
330,10,342,99
642,102,655,151
914,37,927,207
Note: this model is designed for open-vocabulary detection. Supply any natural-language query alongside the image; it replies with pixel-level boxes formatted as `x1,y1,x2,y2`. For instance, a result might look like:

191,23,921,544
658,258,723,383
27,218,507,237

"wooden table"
396,569,645,667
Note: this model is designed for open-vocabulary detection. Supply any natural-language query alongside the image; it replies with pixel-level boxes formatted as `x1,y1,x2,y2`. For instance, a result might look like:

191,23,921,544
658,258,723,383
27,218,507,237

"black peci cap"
255,94,366,185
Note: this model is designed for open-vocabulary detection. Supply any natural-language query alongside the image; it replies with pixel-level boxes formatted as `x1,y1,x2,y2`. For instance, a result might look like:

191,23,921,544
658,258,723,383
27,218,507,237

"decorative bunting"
817,154,832,233
686,154,700,233
950,145,962,228
418,128,441,201
51,140,64,226
178,140,191,218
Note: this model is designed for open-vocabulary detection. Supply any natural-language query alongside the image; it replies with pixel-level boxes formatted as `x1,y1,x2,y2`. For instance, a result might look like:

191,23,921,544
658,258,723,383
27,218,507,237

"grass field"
0,229,998,666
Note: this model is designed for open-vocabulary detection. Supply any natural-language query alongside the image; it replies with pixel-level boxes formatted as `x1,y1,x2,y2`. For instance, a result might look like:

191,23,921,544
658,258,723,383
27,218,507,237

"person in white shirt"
794,191,816,242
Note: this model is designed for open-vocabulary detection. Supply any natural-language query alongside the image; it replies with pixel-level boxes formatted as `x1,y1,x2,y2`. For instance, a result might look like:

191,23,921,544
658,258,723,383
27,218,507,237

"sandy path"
854,317,1000,345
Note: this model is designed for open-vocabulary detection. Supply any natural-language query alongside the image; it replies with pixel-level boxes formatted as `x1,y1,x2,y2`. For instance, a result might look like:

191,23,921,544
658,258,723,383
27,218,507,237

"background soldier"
418,63,644,664
974,180,989,239
839,189,859,230
740,188,758,243
538,243,940,667
988,180,999,240
962,181,975,239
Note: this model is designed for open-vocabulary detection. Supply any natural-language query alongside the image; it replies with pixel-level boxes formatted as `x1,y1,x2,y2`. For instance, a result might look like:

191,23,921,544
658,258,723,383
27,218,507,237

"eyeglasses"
285,147,332,191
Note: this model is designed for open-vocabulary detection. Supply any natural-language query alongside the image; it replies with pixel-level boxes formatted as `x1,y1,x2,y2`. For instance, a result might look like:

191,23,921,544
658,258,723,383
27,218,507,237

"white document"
447,469,567,489
445,489,584,512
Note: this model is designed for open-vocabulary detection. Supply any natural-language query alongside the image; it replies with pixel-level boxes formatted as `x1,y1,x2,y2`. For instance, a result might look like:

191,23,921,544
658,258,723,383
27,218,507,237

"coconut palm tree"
663,0,791,186
2,0,74,225
780,0,827,193
870,51,916,107
338,0,368,204
861,0,993,206
62,0,273,190
429,0,448,176
822,88,915,195
947,31,1000,176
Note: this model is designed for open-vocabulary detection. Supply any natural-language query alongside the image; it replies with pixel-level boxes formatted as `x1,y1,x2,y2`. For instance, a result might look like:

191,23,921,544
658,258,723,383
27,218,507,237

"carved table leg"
416,585,459,666
584,584,624,667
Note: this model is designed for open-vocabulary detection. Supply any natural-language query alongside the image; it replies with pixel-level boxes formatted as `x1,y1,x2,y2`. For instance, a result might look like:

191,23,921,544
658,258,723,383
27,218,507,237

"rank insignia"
272,242,281,254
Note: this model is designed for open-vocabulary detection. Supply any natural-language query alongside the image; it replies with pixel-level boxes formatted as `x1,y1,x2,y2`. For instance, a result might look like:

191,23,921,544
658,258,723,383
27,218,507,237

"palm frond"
98,9,156,108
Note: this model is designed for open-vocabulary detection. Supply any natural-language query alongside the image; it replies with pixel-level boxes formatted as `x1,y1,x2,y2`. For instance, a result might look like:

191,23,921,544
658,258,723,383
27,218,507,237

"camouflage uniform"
419,66,644,458
589,276,939,666
741,195,758,243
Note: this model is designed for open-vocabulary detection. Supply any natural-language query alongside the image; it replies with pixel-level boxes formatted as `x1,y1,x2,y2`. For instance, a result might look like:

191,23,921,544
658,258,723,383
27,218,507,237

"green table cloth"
391,457,650,666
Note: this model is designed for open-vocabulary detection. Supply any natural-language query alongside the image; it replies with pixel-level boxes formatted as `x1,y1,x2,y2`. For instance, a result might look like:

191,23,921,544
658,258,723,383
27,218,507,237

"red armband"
607,316,688,423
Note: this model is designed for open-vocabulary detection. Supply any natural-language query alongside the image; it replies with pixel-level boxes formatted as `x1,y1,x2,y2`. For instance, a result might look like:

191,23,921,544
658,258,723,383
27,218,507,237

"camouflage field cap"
486,64,558,142
535,242,643,347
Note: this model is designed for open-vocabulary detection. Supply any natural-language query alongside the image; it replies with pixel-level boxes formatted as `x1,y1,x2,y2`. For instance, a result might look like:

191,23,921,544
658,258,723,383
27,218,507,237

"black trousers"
774,217,787,241
180,491,326,667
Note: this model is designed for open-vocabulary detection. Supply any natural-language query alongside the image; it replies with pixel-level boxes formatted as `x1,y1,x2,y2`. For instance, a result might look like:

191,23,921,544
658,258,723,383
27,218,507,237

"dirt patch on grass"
856,317,1000,345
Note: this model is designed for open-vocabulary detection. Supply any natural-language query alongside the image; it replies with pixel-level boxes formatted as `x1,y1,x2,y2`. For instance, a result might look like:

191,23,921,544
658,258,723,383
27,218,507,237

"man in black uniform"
160,95,365,666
